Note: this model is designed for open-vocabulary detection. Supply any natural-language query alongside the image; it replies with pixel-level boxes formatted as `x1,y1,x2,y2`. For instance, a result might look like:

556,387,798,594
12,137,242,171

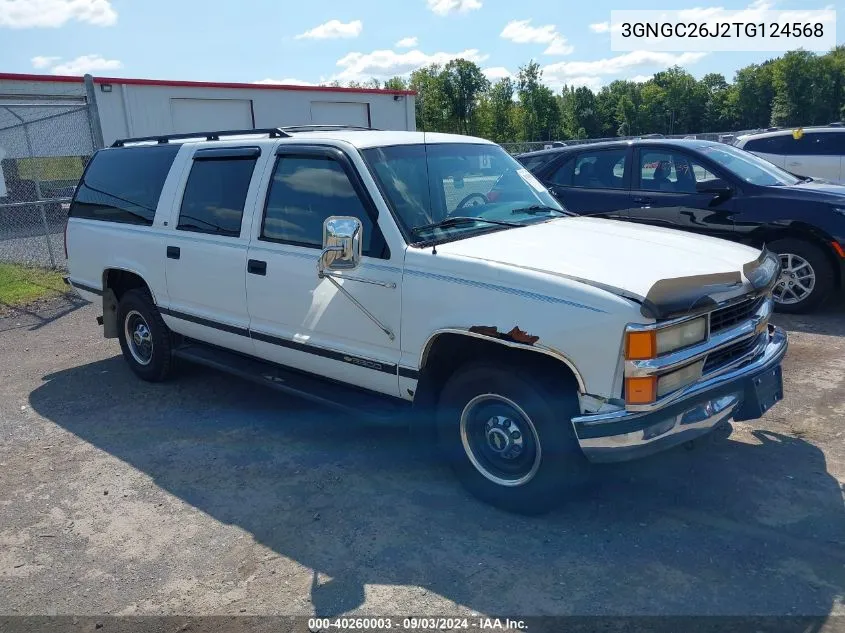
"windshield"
699,144,801,187
362,143,566,244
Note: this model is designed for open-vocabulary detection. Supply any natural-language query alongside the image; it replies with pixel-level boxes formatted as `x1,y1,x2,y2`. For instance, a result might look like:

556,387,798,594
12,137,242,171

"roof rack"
279,125,380,133
111,127,291,148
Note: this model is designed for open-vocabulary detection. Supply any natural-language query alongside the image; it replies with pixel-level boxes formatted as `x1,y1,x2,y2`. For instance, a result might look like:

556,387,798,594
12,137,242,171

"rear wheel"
768,238,833,314
436,362,589,514
116,288,174,382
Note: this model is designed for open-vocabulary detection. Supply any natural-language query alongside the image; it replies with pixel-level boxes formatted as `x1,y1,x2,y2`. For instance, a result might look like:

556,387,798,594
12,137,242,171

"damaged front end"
570,248,787,463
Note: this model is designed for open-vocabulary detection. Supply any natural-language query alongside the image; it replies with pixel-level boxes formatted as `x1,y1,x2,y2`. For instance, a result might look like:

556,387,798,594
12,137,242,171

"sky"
0,0,842,92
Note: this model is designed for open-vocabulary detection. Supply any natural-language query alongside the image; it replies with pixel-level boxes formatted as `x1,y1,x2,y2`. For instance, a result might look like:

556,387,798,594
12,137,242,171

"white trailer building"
0,72,417,151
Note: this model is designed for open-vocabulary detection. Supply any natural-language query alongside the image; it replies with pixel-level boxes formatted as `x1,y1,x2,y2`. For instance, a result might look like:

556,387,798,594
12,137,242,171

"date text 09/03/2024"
307,617,527,631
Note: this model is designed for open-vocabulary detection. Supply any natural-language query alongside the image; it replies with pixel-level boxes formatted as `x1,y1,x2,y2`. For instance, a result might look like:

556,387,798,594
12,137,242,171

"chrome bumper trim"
572,324,787,462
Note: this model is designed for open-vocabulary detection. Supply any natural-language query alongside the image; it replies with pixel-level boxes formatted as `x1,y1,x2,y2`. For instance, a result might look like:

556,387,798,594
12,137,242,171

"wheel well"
749,228,842,287
101,269,152,339
413,333,581,413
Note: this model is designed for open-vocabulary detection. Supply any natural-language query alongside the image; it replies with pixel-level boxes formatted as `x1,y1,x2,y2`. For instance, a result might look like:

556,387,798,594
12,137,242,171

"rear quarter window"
70,144,180,225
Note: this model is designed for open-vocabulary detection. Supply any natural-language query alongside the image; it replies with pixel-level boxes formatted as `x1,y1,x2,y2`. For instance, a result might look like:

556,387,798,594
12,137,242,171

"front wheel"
768,238,834,314
436,362,589,514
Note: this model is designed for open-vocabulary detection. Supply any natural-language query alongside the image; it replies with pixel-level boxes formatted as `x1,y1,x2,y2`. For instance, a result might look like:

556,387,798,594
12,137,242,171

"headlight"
626,316,707,360
656,317,707,355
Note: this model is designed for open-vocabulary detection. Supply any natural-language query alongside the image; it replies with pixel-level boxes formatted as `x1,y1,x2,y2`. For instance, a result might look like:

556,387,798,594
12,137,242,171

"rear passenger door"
245,144,402,397
784,132,844,182
161,146,263,356
540,147,631,217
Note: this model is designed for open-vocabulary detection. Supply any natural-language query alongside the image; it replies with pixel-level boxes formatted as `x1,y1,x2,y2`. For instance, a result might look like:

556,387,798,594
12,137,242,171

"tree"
487,78,516,142
700,73,736,132
516,61,560,141
732,62,774,129
383,76,408,91
409,65,450,132
440,59,490,135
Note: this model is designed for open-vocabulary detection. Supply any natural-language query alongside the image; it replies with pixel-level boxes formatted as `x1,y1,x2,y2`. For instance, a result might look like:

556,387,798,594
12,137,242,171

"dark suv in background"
517,139,845,314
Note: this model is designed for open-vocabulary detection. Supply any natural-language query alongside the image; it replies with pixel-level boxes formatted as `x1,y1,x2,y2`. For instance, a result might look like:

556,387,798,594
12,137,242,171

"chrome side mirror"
318,216,362,275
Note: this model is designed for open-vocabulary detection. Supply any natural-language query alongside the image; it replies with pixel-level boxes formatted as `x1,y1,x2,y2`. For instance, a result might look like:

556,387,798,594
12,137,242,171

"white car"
735,127,845,183
65,127,787,514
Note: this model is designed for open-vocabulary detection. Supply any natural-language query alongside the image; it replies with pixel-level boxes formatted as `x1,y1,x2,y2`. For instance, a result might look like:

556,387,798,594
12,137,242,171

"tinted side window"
548,156,575,186
70,145,180,225
744,135,789,154
789,132,841,156
572,149,627,189
519,154,555,173
178,154,257,237
261,155,384,256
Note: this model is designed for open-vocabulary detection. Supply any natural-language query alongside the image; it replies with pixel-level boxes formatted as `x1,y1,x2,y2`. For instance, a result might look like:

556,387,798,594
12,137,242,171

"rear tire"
116,288,173,382
768,238,833,314
436,361,589,515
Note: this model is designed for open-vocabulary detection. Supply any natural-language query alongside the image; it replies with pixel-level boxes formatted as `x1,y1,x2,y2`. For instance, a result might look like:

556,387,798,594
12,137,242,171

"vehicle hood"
435,217,775,318
780,180,845,201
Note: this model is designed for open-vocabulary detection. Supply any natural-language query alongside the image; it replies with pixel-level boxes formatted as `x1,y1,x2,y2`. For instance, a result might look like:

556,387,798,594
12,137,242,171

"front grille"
703,335,759,374
709,296,764,334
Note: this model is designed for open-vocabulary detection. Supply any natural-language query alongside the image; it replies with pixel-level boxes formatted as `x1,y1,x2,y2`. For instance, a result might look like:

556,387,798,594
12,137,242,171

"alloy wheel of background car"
773,253,816,306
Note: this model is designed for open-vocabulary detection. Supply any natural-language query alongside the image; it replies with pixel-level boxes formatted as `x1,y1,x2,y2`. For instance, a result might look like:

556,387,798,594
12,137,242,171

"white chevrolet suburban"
65,126,788,514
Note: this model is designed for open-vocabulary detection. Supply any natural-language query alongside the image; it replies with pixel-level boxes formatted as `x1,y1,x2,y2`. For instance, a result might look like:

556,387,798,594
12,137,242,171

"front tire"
768,238,834,314
117,288,173,382
436,362,589,514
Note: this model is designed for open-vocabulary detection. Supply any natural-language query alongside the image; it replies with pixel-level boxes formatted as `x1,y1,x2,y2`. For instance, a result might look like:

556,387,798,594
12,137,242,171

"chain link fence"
0,93,99,270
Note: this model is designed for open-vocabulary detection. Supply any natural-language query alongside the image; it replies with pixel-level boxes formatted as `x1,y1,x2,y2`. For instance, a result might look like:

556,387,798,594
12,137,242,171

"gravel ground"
0,295,843,617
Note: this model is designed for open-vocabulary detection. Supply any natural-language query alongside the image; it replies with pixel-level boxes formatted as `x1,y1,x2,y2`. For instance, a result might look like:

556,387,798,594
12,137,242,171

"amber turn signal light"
625,330,656,360
625,376,657,405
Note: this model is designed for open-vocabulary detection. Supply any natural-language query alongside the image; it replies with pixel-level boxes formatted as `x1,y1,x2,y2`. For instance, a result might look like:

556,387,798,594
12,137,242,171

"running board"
172,342,410,425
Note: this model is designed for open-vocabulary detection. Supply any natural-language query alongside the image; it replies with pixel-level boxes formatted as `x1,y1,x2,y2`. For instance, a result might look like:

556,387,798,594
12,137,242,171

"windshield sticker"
517,168,547,193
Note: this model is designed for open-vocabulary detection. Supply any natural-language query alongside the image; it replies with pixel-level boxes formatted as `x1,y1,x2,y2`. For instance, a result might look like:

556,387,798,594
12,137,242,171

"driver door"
627,147,737,241
245,144,403,397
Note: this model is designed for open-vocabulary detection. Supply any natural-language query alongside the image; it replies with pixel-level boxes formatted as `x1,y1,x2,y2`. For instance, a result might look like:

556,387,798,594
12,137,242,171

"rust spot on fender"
468,325,539,346
505,326,539,345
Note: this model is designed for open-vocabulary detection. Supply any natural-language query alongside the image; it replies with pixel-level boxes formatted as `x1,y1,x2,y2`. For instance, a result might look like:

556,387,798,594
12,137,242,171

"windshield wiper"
510,205,570,217
411,216,521,236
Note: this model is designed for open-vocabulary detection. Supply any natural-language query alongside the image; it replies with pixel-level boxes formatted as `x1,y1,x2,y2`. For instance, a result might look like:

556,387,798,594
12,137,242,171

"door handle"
632,196,654,204
166,246,180,260
247,259,267,276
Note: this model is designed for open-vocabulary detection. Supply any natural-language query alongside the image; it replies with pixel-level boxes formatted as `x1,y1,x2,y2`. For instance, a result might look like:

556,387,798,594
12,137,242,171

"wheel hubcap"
773,253,815,305
459,394,541,487
124,310,153,366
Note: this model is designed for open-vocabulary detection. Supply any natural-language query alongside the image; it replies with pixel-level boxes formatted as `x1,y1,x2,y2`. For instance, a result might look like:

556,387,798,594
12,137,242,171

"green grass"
0,263,68,307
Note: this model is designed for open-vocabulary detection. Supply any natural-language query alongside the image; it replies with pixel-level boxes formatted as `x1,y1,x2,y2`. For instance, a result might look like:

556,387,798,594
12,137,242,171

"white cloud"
333,48,488,82
482,66,513,82
295,19,362,40
543,51,707,85
0,0,116,27
49,54,122,74
629,74,652,83
426,0,482,16
395,36,418,48
500,19,573,56
589,22,609,33
31,55,61,69
254,78,314,86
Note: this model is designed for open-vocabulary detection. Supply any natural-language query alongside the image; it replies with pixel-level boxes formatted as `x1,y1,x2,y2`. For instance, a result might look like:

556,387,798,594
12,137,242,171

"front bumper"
572,324,788,463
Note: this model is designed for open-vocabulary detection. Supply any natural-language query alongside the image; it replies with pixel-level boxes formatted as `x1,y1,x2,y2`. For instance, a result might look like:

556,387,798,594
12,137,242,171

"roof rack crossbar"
279,125,380,133
111,127,291,147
